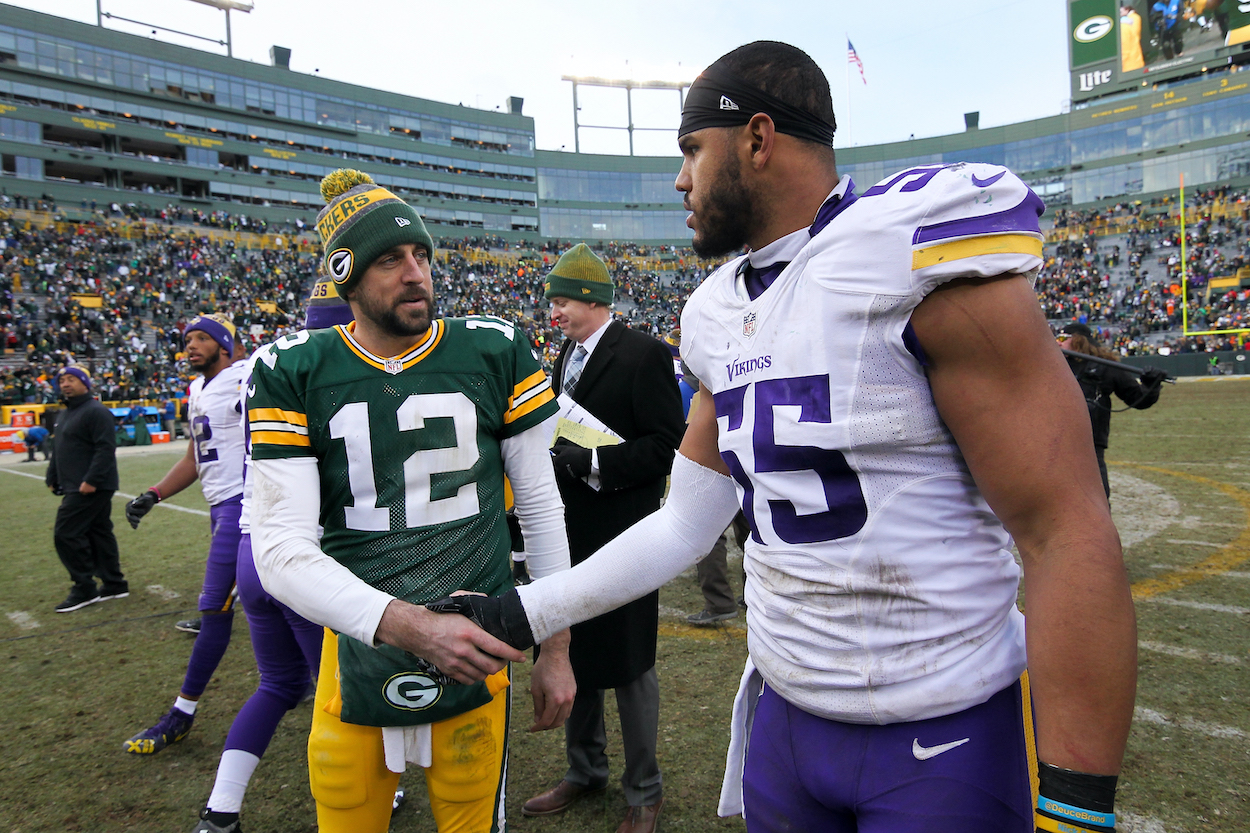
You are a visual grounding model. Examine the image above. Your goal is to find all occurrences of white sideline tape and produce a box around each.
[1139,597,1250,615]
[1135,706,1247,740]
[5,611,40,630]
[0,467,210,517]
[1139,640,1243,665]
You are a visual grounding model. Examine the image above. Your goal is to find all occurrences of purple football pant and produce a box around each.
[180,495,243,700]
[222,533,322,757]
[743,678,1035,833]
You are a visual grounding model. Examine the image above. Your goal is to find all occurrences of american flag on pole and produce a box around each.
[847,38,866,85]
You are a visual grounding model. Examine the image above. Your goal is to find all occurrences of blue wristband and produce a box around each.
[1038,796,1115,829]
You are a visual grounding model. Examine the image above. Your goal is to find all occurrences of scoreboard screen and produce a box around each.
[1069,0,1250,102]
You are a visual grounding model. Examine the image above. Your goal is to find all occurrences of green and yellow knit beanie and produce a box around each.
[542,243,614,306]
[315,169,434,292]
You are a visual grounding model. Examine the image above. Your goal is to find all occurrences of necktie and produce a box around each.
[563,344,587,396]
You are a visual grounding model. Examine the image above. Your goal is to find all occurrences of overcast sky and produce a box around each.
[5,0,1072,157]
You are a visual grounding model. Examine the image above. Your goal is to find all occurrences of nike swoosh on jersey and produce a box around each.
[247,385,256,398]
[912,737,970,760]
[970,171,1005,188]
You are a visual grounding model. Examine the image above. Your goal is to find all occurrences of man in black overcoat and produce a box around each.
[521,244,685,833]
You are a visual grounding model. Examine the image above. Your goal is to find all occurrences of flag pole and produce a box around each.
[1180,172,1188,334]
[846,34,853,147]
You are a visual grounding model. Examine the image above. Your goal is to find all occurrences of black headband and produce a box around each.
[678,65,837,146]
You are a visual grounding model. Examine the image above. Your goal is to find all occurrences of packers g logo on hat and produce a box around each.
[328,248,354,285]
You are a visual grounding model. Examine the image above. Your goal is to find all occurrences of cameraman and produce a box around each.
[1059,323,1166,498]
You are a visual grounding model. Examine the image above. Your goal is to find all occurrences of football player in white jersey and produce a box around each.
[430,42,1134,833]
[122,313,250,756]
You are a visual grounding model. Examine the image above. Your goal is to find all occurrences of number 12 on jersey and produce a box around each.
[713,374,867,546]
[328,392,481,532]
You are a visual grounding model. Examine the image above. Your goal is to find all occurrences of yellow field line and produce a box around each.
[1114,464,1250,600]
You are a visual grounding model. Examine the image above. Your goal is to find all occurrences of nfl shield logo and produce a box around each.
[384,359,404,375]
[743,311,757,337]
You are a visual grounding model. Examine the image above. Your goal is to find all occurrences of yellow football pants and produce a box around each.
[308,630,511,833]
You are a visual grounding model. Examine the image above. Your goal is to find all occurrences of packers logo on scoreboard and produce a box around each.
[327,248,354,285]
[1074,15,1113,42]
[383,673,442,711]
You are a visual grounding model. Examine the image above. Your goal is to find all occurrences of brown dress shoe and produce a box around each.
[521,779,606,817]
[616,798,663,833]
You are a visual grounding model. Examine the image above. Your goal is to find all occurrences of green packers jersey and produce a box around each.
[248,316,556,726]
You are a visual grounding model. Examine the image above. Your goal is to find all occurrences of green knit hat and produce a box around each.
[315,169,435,292]
[543,243,614,305]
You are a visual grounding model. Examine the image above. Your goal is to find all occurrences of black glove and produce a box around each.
[551,438,592,480]
[125,489,160,529]
[1036,761,1117,832]
[505,511,525,552]
[51,484,64,496]
[424,589,535,651]
[1140,366,1168,387]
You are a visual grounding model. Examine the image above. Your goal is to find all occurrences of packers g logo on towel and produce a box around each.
[383,673,442,711]
[327,248,354,285]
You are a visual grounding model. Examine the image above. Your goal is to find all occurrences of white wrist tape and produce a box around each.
[517,452,740,643]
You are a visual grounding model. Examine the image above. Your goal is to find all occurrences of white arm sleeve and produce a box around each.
[251,456,394,645]
[516,452,739,643]
[500,416,570,580]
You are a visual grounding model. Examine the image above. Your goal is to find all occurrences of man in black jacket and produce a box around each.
[45,366,127,612]
[521,244,685,833]
[1060,323,1166,498]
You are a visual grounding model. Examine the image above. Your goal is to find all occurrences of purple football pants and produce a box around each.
[743,678,1035,833]
[179,496,242,700]
[221,533,322,756]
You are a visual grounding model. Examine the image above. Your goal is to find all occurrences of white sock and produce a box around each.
[206,749,261,813]
[512,551,527,563]
[174,696,199,715]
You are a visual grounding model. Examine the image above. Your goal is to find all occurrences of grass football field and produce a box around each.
[0,376,1246,832]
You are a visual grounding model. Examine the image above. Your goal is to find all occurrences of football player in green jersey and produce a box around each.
[248,169,574,833]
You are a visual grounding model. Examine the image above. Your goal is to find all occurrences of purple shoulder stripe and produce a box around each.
[912,187,1044,246]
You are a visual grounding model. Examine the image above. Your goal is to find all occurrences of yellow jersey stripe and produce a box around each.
[248,407,307,427]
[505,386,555,423]
[335,321,443,371]
[911,233,1042,270]
[512,368,548,398]
[252,430,312,448]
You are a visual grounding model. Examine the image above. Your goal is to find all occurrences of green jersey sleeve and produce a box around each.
[247,332,316,460]
[498,320,557,439]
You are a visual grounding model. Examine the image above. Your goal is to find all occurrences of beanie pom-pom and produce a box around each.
[320,169,374,204]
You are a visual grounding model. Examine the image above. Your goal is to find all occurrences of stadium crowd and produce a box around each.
[4,180,1249,407]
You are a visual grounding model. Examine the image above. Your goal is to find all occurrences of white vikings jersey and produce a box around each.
[237,345,274,533]
[188,359,247,507]
[681,163,1044,725]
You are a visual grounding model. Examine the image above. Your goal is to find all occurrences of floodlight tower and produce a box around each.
[562,73,692,156]
[97,0,254,58]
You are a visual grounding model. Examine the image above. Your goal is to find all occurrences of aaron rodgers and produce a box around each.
[248,170,574,833]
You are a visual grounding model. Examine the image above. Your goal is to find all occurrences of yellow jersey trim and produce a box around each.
[335,320,443,372]
[911,233,1043,270]
[1021,670,1040,812]
[252,431,312,448]
[248,407,307,427]
[505,386,555,424]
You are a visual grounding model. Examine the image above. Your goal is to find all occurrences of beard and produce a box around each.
[690,153,754,258]
[187,343,222,372]
[353,284,437,339]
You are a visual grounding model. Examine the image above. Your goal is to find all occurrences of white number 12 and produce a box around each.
[327,393,480,532]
